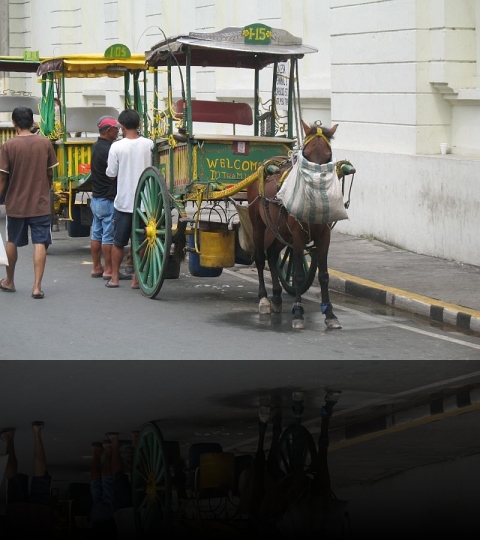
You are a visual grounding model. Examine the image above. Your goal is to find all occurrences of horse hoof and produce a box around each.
[271,303,282,314]
[259,298,271,315]
[292,319,305,330]
[259,406,271,423]
[325,318,342,329]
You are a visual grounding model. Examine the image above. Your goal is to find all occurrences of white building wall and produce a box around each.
[3,0,480,265]
[330,0,480,266]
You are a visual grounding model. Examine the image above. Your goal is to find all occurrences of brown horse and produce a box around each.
[234,391,348,539]
[247,120,347,330]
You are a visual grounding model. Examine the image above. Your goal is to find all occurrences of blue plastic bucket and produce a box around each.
[188,233,223,277]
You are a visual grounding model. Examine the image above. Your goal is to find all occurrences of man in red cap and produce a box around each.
[89,115,131,281]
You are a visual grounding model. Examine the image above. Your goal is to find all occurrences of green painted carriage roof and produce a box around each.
[0,56,43,73]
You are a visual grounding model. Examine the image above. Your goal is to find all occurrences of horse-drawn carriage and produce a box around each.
[131,23,356,329]
[34,45,148,235]
[0,49,148,234]
[131,390,349,539]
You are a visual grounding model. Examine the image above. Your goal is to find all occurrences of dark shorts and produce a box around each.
[112,209,132,247]
[90,476,114,523]
[6,215,52,247]
[7,472,52,506]
[113,472,132,510]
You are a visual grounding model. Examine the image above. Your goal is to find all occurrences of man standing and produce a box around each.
[105,109,153,289]
[89,115,125,280]
[0,422,54,539]
[0,106,58,299]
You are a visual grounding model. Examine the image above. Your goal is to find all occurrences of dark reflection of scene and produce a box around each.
[1,383,479,539]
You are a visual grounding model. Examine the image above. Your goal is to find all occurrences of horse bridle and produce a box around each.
[302,126,333,162]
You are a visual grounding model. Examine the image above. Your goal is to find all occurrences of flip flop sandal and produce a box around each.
[0,279,15,292]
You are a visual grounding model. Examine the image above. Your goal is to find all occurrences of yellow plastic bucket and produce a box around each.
[199,452,236,491]
[199,225,235,268]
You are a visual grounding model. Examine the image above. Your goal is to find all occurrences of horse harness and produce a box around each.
[255,128,354,248]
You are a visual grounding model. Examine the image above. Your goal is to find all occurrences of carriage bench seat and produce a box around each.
[174,99,253,125]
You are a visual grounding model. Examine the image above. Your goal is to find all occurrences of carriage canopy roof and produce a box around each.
[36,53,147,78]
[0,55,43,73]
[146,24,318,69]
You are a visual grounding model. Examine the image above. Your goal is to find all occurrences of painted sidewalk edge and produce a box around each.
[329,270,480,333]
[329,385,480,447]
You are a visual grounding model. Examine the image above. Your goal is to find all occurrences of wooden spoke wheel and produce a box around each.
[277,424,319,475]
[277,246,318,296]
[132,166,172,299]
[132,421,173,540]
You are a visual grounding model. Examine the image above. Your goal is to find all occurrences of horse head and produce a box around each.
[301,119,338,166]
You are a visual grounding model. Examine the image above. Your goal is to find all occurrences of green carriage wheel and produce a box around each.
[277,424,319,475]
[277,246,318,296]
[132,166,172,299]
[132,421,173,540]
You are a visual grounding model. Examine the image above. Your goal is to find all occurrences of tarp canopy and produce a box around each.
[36,54,147,78]
[146,26,318,69]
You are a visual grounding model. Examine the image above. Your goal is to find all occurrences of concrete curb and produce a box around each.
[329,385,480,447]
[329,269,480,334]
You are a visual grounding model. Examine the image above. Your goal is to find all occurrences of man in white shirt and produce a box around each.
[105,109,153,289]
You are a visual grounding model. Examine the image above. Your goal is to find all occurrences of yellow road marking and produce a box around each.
[330,400,480,451]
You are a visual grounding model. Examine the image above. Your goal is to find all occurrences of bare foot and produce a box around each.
[105,432,120,443]
[92,442,104,455]
[0,428,15,443]
[102,441,113,460]
[31,421,44,435]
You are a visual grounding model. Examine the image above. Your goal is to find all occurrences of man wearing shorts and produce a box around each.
[89,432,132,537]
[0,106,58,299]
[105,108,153,289]
[89,115,122,280]
[0,422,53,539]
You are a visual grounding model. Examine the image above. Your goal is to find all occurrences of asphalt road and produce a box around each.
[1,214,480,361]
[1,216,480,537]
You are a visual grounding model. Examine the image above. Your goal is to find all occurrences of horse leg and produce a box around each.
[247,192,275,315]
[266,405,284,481]
[312,390,342,497]
[255,248,272,315]
[317,226,342,329]
[291,244,307,330]
[235,406,270,521]
[266,241,283,314]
